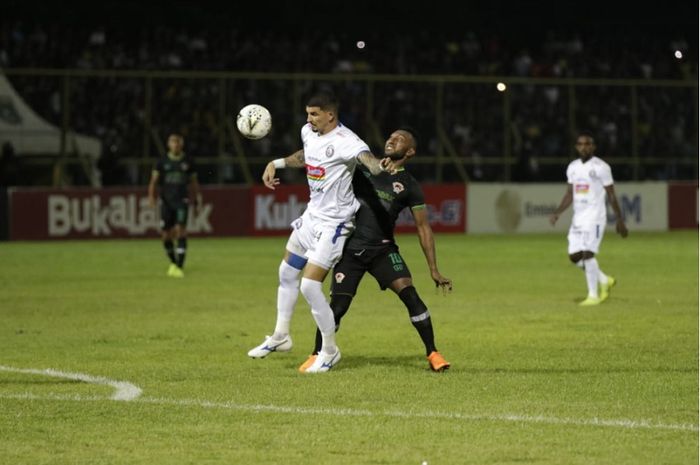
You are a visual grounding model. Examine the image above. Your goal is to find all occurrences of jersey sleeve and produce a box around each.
[566,163,574,184]
[343,135,370,162]
[408,180,427,210]
[599,162,614,186]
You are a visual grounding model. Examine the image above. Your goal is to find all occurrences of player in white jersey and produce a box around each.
[247,90,396,372]
[549,131,628,306]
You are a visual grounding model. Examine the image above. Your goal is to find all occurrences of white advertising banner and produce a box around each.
[468,182,668,233]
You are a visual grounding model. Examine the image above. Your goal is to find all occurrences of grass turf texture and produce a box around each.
[0,231,697,464]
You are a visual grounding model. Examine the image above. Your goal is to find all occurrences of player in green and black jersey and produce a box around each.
[148,133,202,278]
[299,128,453,372]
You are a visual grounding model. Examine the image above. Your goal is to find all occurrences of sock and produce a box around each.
[597,267,609,285]
[163,239,176,264]
[399,286,436,356]
[300,277,337,355]
[583,258,600,298]
[272,260,302,339]
[313,294,352,355]
[176,238,187,268]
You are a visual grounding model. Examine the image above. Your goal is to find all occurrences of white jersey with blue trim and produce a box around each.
[566,156,614,226]
[301,122,370,223]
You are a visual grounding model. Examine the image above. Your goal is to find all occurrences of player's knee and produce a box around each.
[390,277,413,294]
[398,286,427,316]
[299,277,322,301]
[330,294,352,324]
[279,260,301,287]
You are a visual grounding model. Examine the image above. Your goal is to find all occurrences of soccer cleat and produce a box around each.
[298,354,318,373]
[427,351,451,372]
[169,265,184,278]
[599,276,616,302]
[304,349,341,373]
[247,335,293,358]
[579,296,602,306]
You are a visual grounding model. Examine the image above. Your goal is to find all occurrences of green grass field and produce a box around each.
[0,231,697,464]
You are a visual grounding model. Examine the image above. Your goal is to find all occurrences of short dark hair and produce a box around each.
[307,90,339,113]
[397,126,419,150]
[576,130,595,141]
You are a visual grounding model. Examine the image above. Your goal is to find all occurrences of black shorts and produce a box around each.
[331,244,412,296]
[160,199,189,230]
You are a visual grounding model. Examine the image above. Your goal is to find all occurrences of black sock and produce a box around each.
[313,294,353,355]
[163,239,176,264]
[176,237,187,268]
[399,286,436,356]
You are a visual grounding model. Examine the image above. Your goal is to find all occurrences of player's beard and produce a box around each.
[385,151,406,161]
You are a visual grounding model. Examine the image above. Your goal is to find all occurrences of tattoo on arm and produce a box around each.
[357,151,383,175]
[284,150,305,168]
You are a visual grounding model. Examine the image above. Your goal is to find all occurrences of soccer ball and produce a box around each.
[236,104,272,140]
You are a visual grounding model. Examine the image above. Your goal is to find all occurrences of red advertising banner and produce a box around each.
[248,184,467,236]
[9,186,249,240]
[249,185,309,236]
[395,184,467,233]
[668,182,698,229]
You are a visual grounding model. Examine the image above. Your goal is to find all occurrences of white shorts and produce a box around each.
[285,210,355,270]
[567,222,605,255]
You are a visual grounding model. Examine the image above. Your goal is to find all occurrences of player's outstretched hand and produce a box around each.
[432,271,453,295]
[262,162,280,190]
[379,157,398,175]
[616,220,629,238]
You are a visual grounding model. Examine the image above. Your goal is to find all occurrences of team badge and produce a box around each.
[392,182,405,194]
[181,163,189,171]
[589,169,597,178]
[335,272,346,283]
[326,145,335,157]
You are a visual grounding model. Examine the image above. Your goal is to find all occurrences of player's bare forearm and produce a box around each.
[284,149,305,168]
[147,172,159,207]
[605,185,629,237]
[550,186,573,225]
[414,207,452,292]
[190,177,203,209]
[358,151,396,175]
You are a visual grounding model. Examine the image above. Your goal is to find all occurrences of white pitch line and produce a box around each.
[0,391,696,433]
[0,365,142,401]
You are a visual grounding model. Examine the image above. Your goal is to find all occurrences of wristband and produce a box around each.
[272,159,286,169]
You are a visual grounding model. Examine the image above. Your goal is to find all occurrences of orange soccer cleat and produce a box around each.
[427,351,451,372]
[298,354,318,373]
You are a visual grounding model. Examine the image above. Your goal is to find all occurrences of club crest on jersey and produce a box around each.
[335,272,346,283]
[589,169,597,178]
[392,182,405,194]
[306,164,326,181]
[181,163,189,171]
[326,145,335,157]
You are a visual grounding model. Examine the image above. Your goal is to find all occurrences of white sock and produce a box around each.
[597,266,608,285]
[299,277,337,355]
[583,258,600,298]
[273,261,301,339]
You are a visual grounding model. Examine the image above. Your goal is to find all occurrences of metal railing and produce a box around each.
[2,68,698,185]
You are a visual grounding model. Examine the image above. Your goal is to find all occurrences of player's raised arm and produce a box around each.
[262,149,305,190]
[357,151,397,175]
[411,205,453,294]
[549,184,573,226]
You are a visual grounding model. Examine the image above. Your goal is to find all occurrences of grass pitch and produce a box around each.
[0,231,697,464]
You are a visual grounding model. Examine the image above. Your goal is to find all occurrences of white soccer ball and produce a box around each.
[236,104,272,140]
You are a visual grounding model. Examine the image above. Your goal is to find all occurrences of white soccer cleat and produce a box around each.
[304,349,341,373]
[247,335,293,358]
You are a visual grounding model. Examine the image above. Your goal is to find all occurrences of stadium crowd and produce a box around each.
[0,18,696,185]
